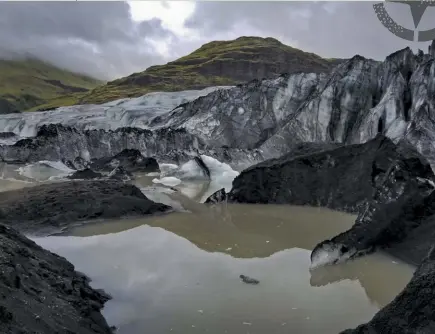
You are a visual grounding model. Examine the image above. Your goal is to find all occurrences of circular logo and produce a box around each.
[373,0,435,41]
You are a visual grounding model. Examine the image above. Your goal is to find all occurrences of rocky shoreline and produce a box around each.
[0,223,114,334]
[0,179,173,334]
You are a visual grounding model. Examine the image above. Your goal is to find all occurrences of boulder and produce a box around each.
[229,135,416,212]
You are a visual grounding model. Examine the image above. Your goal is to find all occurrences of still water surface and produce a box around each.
[34,204,415,334]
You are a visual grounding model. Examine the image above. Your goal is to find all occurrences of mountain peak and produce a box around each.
[79,36,343,105]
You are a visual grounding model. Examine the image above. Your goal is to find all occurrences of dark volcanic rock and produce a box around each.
[310,139,435,266]
[0,224,112,334]
[90,149,160,173]
[239,274,259,285]
[0,180,171,235]
[68,168,103,180]
[229,135,404,211]
[209,135,435,266]
[340,246,435,334]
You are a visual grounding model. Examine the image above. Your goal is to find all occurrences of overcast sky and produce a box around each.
[0,1,433,81]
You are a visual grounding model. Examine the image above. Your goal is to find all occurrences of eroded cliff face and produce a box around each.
[150,45,435,166]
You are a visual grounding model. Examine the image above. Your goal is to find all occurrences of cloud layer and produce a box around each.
[0,1,433,80]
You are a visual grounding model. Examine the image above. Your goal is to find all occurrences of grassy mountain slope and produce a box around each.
[79,36,344,105]
[0,57,102,112]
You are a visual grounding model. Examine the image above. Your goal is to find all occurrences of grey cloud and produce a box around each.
[187,1,434,60]
[1,1,434,82]
[0,2,174,80]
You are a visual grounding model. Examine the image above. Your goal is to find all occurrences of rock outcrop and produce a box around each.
[0,180,171,235]
[0,224,112,334]
[206,135,435,266]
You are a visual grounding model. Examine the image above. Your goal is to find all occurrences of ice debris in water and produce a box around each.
[152,177,181,187]
[17,160,75,181]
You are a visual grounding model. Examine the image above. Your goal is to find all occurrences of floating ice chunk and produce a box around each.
[17,160,74,181]
[178,159,209,180]
[198,155,239,201]
[152,177,181,187]
[159,163,178,174]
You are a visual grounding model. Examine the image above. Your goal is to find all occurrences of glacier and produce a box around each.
[0,42,434,171]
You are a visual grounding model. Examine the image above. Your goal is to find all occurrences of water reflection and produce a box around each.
[309,253,414,308]
[34,204,415,334]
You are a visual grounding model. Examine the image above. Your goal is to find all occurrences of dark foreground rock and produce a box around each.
[340,246,435,334]
[0,224,112,334]
[0,180,171,235]
[207,135,435,266]
[310,140,435,267]
[228,136,393,210]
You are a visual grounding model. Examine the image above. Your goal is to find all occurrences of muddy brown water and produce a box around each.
[33,203,415,334]
[0,164,415,333]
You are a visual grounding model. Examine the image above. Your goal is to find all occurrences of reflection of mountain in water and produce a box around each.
[36,217,414,334]
[65,203,356,258]
[309,253,415,308]
[63,201,415,312]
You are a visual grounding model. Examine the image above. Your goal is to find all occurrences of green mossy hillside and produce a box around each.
[79,36,343,105]
[0,57,102,112]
